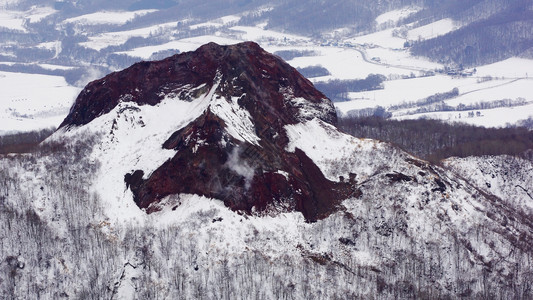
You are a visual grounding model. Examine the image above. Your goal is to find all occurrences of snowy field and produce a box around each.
[116,25,310,59]
[0,6,56,32]
[476,57,533,78]
[0,71,80,134]
[189,15,241,30]
[348,18,460,49]
[0,10,27,31]
[328,10,533,127]
[116,35,242,59]
[62,9,157,26]
[80,21,182,50]
[364,47,441,70]
[348,28,406,49]
[335,76,532,111]
[375,7,421,25]
[335,60,533,128]
[0,61,76,70]
[287,47,417,80]
[394,102,533,128]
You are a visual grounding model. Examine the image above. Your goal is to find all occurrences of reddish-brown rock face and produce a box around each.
[62,42,358,221]
[60,42,335,128]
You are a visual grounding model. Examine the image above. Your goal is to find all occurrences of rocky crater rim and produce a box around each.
[59,41,334,129]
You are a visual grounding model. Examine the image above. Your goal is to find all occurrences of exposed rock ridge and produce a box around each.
[60,41,335,128]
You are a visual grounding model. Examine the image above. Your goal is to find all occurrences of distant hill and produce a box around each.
[411,1,533,67]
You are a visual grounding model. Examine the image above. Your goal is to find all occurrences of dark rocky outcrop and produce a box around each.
[62,42,356,221]
[60,41,335,128]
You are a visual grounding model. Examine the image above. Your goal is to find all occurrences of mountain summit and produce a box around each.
[60,42,336,128]
[60,42,353,221]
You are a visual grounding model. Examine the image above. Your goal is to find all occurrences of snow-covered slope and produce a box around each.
[444,155,533,214]
[407,18,460,40]
[54,92,216,222]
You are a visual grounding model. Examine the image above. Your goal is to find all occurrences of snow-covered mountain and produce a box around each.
[57,41,345,222]
[1,42,532,299]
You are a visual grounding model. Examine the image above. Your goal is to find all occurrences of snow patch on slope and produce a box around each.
[210,94,260,145]
[52,83,220,223]
[376,7,421,25]
[51,75,269,223]
[290,97,336,122]
[407,18,460,40]
[149,193,311,259]
[285,118,399,182]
